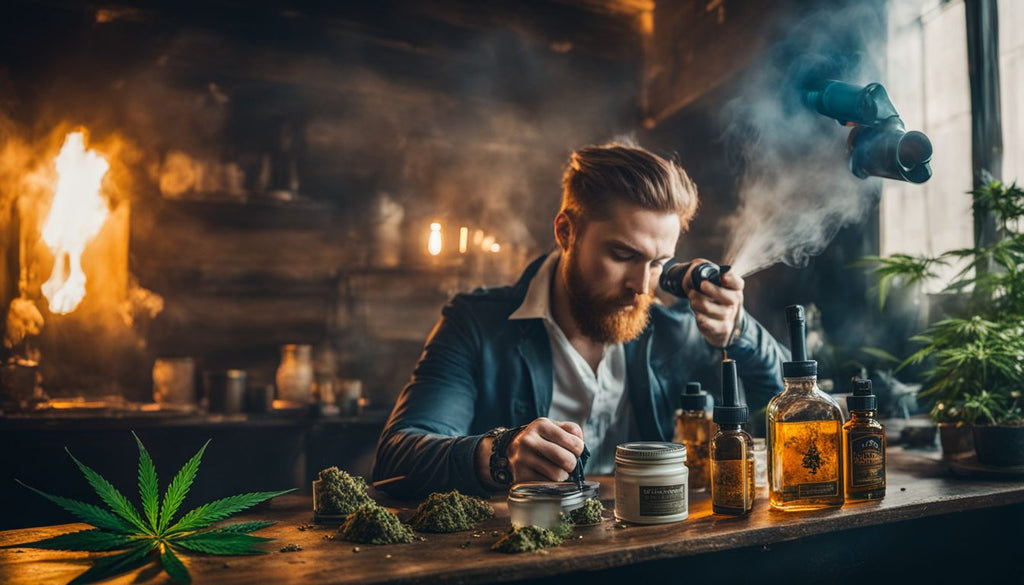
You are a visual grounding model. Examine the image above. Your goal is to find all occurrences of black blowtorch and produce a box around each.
[659,260,731,298]
[660,260,737,354]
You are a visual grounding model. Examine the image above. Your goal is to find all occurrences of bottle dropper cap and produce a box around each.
[714,359,748,424]
[847,378,877,411]
[783,304,817,378]
[679,381,709,411]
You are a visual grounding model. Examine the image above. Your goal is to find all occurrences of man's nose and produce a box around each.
[626,265,651,295]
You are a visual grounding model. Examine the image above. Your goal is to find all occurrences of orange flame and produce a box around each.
[40,131,110,314]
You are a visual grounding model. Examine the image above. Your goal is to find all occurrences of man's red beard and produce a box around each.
[562,247,653,344]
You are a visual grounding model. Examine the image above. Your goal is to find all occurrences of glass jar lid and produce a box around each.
[509,482,585,506]
[615,441,687,463]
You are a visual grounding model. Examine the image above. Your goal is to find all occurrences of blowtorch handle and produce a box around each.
[659,260,732,298]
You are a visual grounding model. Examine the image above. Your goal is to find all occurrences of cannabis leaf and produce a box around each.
[6,431,295,584]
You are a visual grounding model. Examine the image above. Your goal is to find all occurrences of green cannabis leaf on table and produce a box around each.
[6,432,295,584]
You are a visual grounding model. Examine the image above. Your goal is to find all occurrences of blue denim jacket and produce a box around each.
[372,254,789,498]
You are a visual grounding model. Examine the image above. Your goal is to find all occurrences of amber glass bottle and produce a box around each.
[766,305,844,511]
[711,359,755,515]
[674,382,711,491]
[843,378,886,500]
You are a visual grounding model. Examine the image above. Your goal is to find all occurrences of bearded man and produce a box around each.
[372,143,788,498]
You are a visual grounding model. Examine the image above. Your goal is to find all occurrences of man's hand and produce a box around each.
[684,258,744,348]
[476,417,584,490]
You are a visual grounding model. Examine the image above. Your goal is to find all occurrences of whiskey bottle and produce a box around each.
[843,378,886,500]
[674,382,711,491]
[711,359,755,515]
[766,305,844,511]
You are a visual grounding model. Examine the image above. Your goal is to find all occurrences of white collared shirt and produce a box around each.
[509,250,635,474]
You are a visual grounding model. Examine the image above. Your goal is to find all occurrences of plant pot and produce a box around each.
[938,422,974,460]
[972,425,1024,467]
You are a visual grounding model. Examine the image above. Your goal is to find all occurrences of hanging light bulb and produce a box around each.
[428,222,442,256]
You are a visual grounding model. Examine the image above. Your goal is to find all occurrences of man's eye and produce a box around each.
[611,250,634,261]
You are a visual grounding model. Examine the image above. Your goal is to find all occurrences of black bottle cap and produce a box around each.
[714,359,748,424]
[785,304,808,362]
[679,382,708,411]
[847,378,877,411]
[783,360,818,378]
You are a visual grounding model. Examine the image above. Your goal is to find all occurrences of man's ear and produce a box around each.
[554,212,572,251]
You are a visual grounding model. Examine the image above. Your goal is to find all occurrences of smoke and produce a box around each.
[722,1,887,277]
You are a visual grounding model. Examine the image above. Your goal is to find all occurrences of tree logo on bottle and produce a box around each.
[802,441,822,475]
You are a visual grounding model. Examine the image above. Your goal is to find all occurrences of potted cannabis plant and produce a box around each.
[860,180,1024,466]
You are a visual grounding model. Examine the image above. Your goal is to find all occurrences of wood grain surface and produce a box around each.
[2,446,1022,585]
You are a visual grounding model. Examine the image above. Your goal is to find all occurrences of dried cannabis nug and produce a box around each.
[315,467,374,515]
[568,498,604,525]
[491,522,572,554]
[408,490,494,533]
[337,503,414,545]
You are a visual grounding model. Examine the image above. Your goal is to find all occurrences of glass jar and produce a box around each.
[508,482,586,530]
[614,442,689,524]
[276,344,313,404]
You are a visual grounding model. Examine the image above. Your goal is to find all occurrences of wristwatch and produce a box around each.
[486,425,525,486]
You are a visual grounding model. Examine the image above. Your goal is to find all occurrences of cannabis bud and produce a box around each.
[315,466,373,515]
[491,522,572,554]
[337,503,414,545]
[409,490,494,533]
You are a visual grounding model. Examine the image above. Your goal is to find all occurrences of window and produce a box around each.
[881,0,973,292]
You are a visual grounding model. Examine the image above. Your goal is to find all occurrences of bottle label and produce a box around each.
[777,420,840,502]
[850,434,886,488]
[639,484,687,516]
[712,459,755,511]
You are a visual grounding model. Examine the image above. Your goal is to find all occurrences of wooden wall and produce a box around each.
[0,1,644,406]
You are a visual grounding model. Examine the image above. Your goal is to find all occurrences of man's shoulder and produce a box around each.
[446,284,526,322]
[443,254,548,324]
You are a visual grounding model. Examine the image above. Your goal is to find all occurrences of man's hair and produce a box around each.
[560,142,699,231]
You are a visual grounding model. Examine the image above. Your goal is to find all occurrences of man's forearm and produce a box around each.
[373,427,490,498]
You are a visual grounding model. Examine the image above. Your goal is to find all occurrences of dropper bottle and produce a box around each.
[843,378,886,501]
[765,305,845,511]
[674,382,711,492]
[711,359,755,515]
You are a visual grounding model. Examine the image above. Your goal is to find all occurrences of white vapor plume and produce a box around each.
[722,1,887,277]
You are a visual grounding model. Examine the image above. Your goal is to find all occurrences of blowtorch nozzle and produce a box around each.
[659,260,732,298]
[802,79,932,184]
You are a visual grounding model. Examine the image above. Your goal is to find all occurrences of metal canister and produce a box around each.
[614,442,689,524]
[507,482,594,530]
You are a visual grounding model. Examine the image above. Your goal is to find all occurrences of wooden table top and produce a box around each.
[2,446,1022,585]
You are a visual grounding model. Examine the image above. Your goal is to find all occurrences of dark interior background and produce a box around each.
[0,0,924,529]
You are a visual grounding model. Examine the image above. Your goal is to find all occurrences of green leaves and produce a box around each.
[210,520,278,534]
[13,481,137,534]
[161,546,191,585]
[854,253,945,311]
[857,179,1024,424]
[167,490,294,535]
[15,433,293,585]
[6,529,140,552]
[64,449,150,535]
[171,531,273,555]
[67,542,156,585]
[159,439,209,533]
[133,431,159,532]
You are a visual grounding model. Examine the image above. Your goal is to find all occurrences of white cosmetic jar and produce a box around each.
[614,442,689,524]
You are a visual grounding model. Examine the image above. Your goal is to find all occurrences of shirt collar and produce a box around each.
[508,249,561,322]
